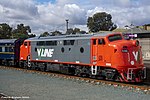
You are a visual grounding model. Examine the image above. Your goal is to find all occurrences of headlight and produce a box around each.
[133,40,139,46]
[135,40,139,46]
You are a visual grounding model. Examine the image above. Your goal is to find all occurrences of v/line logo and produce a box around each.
[37,48,54,57]
[132,51,138,61]
[132,51,141,62]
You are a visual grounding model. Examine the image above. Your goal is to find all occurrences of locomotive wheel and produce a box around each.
[105,73,114,80]
[43,65,47,72]
[40,64,47,72]
[75,66,90,77]
[114,74,124,82]
[103,69,118,81]
[75,66,82,76]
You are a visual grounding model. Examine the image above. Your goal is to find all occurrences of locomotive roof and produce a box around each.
[27,32,121,41]
[0,39,17,43]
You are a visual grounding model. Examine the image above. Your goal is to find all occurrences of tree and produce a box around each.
[51,30,62,36]
[66,28,74,35]
[0,23,33,39]
[40,32,50,37]
[12,23,32,39]
[0,23,12,39]
[87,12,117,32]
[73,28,80,34]
[40,31,62,37]
[65,28,86,35]
[12,24,31,35]
[28,34,36,38]
[13,33,29,39]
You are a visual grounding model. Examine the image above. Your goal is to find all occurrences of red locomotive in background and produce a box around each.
[0,32,146,82]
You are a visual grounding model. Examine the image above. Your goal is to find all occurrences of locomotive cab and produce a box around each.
[20,40,31,68]
[91,33,123,68]
[106,34,146,82]
[91,33,146,82]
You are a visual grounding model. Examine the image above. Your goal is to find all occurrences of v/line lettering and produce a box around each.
[37,48,54,57]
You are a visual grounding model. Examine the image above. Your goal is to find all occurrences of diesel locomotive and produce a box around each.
[18,32,146,82]
[0,32,146,82]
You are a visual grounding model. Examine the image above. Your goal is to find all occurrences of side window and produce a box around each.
[45,41,57,46]
[37,41,45,46]
[5,47,8,52]
[0,47,2,52]
[70,40,75,45]
[29,42,31,46]
[98,38,105,45]
[24,42,27,46]
[9,47,14,52]
[93,39,97,45]
[64,40,75,45]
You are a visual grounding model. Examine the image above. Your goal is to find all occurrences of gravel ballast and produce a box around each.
[0,68,150,100]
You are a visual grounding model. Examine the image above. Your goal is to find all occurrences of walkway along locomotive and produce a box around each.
[18,32,146,82]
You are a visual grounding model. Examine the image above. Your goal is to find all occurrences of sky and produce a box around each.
[0,0,150,36]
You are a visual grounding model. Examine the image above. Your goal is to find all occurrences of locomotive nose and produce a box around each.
[112,39,142,66]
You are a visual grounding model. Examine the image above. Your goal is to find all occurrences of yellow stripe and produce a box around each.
[0,52,14,54]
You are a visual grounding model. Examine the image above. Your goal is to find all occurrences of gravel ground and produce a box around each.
[0,68,150,100]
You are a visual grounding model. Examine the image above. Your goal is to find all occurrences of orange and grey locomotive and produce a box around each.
[19,32,146,82]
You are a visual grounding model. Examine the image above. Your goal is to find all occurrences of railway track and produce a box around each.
[0,65,150,94]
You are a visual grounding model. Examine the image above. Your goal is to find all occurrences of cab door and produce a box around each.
[91,38,98,65]
[97,38,105,65]
[91,38,105,66]
[20,41,31,61]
